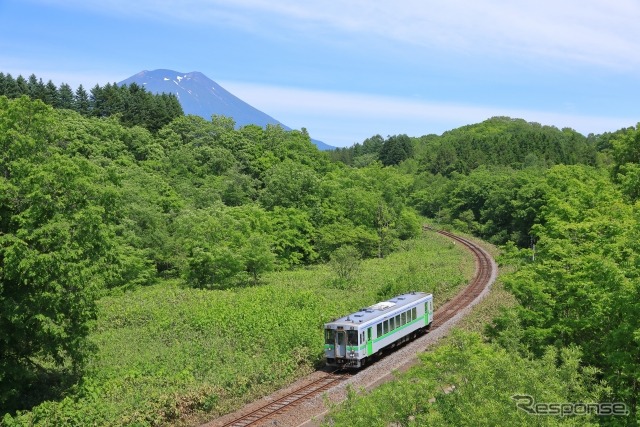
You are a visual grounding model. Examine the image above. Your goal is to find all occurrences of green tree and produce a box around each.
[492,165,640,418]
[27,74,46,101]
[184,245,243,289]
[375,201,395,257]
[380,134,413,166]
[269,207,316,267]
[174,206,277,288]
[316,221,379,259]
[15,75,28,97]
[57,83,74,110]
[242,234,275,285]
[43,80,60,107]
[0,98,119,409]
[1,74,21,98]
[329,245,361,284]
[611,123,640,201]
[73,84,90,115]
[259,160,320,210]
[326,331,603,427]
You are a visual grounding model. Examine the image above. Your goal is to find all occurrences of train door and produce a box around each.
[335,330,347,358]
[366,327,373,356]
[424,302,429,325]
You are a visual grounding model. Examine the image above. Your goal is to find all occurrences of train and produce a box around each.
[324,291,433,368]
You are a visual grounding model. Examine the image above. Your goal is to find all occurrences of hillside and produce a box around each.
[1,93,639,424]
[325,120,640,424]
[330,116,597,171]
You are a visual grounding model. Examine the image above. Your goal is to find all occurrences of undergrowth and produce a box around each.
[3,231,473,426]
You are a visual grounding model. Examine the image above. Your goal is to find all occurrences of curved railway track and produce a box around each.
[212,228,496,427]
[429,228,495,328]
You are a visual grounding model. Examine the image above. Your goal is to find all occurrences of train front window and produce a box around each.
[347,330,358,346]
[325,329,335,344]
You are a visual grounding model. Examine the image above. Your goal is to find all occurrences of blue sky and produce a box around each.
[1,0,639,147]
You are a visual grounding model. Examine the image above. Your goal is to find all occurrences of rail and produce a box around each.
[219,371,350,427]
[428,228,495,327]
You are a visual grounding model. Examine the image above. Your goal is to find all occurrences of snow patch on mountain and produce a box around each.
[119,69,335,150]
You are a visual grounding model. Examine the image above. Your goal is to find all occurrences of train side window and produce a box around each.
[390,317,395,330]
[395,315,400,327]
[412,307,417,319]
[377,323,382,337]
[407,309,412,322]
[401,312,406,325]
[383,320,389,334]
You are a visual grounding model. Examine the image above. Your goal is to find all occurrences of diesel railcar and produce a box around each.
[324,292,433,368]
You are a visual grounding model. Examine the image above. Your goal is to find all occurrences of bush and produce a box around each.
[329,245,361,287]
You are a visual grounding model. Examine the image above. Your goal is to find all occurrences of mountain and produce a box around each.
[119,69,334,150]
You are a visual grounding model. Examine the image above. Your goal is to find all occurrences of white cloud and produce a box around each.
[30,0,640,68]
[220,81,637,146]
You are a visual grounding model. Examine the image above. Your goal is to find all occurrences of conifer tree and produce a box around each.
[44,80,60,107]
[58,83,75,110]
[74,84,90,115]
[15,75,28,97]
[2,74,20,98]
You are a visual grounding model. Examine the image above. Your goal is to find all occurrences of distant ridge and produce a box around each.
[119,69,334,150]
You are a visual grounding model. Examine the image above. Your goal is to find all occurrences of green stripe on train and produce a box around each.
[326,313,431,352]
[372,315,426,343]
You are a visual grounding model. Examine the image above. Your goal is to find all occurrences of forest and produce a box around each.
[327,120,640,425]
[0,72,183,133]
[1,73,639,425]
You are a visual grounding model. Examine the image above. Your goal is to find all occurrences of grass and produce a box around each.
[323,328,600,427]
[4,230,474,426]
[454,266,517,335]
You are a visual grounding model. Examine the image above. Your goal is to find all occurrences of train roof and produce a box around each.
[325,292,432,328]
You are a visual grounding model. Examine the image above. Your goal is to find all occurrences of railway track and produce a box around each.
[428,228,495,328]
[219,371,350,427]
[212,227,495,427]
